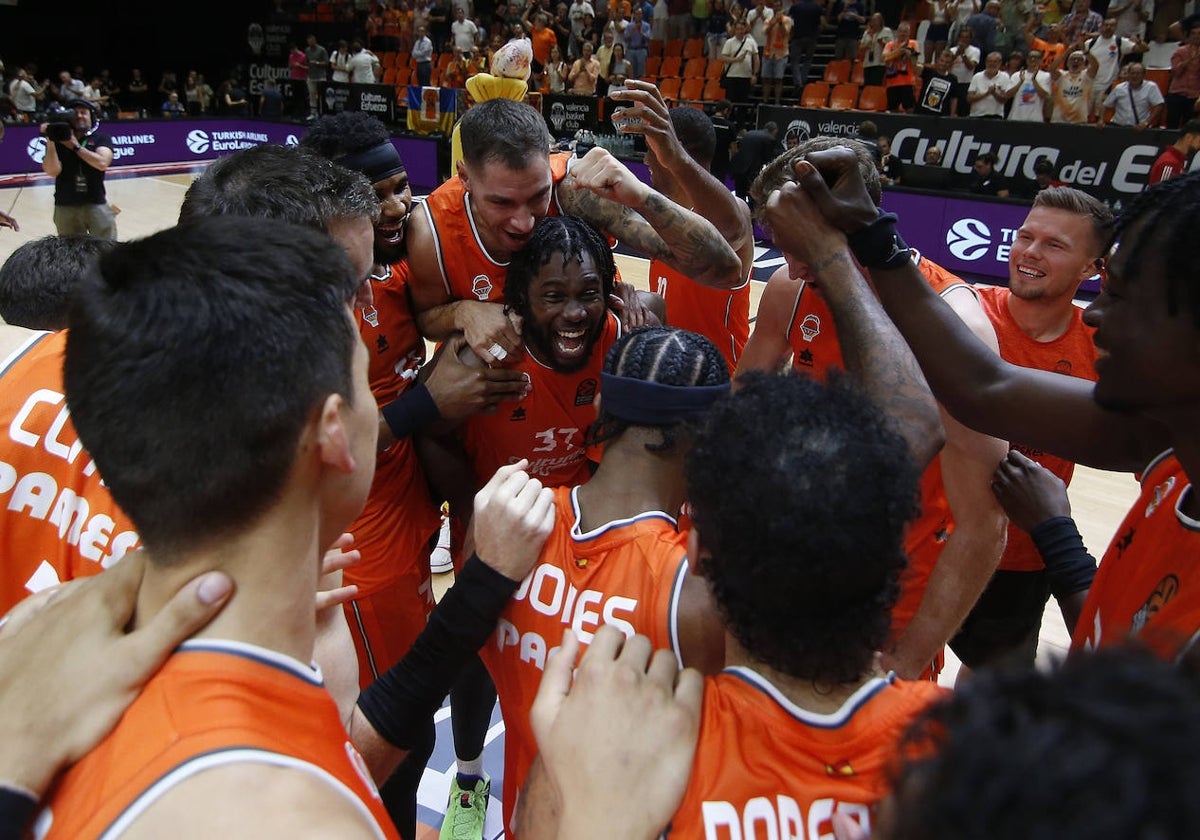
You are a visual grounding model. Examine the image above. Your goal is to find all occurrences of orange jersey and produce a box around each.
[458,312,621,487]
[0,330,139,615]
[1073,451,1200,659]
[40,640,399,839]
[419,152,573,303]
[344,261,442,684]
[978,285,1098,572]
[651,257,751,375]
[479,484,690,834]
[785,256,962,642]
[666,669,946,838]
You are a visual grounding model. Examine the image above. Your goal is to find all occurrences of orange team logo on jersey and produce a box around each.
[1132,574,1180,634]
[472,274,493,300]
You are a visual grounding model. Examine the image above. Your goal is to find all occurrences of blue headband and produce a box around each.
[336,141,406,184]
[600,372,729,425]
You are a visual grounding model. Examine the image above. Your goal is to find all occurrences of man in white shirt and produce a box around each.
[968,50,1010,116]
[1102,61,1164,126]
[948,24,980,112]
[452,6,480,52]
[1108,0,1153,39]
[746,0,775,51]
[569,0,596,57]
[1005,48,1052,119]
[1086,16,1149,114]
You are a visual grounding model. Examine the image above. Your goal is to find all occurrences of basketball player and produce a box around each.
[0,234,114,330]
[739,137,1010,681]
[788,150,1200,659]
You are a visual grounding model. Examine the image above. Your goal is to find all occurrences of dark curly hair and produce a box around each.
[297,109,391,159]
[888,644,1200,839]
[503,215,616,318]
[686,370,919,683]
[586,326,730,453]
[1107,169,1200,329]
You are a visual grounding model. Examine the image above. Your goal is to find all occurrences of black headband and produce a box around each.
[600,372,729,425]
[336,141,406,184]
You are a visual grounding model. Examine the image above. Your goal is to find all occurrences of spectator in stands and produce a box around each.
[543,43,570,90]
[161,91,187,118]
[884,21,922,111]
[1148,118,1200,183]
[625,6,652,77]
[964,150,1011,196]
[1102,61,1164,126]
[789,0,827,90]
[1167,24,1200,128]
[925,144,944,163]
[1086,17,1150,117]
[413,25,435,85]
[860,12,895,85]
[949,0,980,43]
[1050,46,1099,122]
[569,0,596,57]
[856,117,882,160]
[967,0,1003,54]
[705,0,732,56]
[1061,0,1104,43]
[720,18,760,102]
[9,67,46,122]
[597,28,618,95]
[919,48,959,113]
[330,39,352,83]
[304,34,329,119]
[348,38,383,83]
[1005,48,1052,120]
[762,2,793,103]
[968,50,1010,116]
[878,134,904,184]
[1027,19,1069,68]
[831,0,867,60]
[451,5,478,52]
[568,39,603,91]
[949,25,981,112]
[926,0,953,61]
[746,0,776,55]
[429,0,452,52]
[258,77,284,118]
[1109,0,1152,38]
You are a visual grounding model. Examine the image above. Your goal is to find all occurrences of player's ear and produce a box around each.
[456,159,470,190]
[686,526,710,566]
[315,393,357,474]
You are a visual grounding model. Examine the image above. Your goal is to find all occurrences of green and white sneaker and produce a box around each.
[439,773,490,840]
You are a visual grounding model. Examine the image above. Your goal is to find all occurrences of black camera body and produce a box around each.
[45,112,74,143]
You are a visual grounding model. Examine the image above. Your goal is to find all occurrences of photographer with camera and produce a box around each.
[883,21,923,112]
[39,98,116,240]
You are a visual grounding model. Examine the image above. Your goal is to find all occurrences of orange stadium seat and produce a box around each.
[436,53,453,70]
[823,59,851,84]
[683,38,706,59]
[706,58,724,79]
[664,38,685,57]
[645,56,662,76]
[659,56,683,77]
[850,60,865,85]
[659,77,682,99]
[683,57,707,78]
[800,81,831,107]
[680,77,706,100]
[381,51,398,69]
[382,67,399,85]
[828,82,860,110]
[702,78,726,100]
[857,84,887,111]
[649,39,665,57]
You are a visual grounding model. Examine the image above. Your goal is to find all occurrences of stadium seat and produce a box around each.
[436,53,453,70]
[659,77,682,100]
[829,83,860,110]
[381,51,398,69]
[800,81,831,107]
[645,56,662,76]
[659,56,683,77]
[702,78,726,100]
[684,57,707,78]
[706,58,724,79]
[382,67,399,85]
[649,39,665,57]
[664,38,685,57]
[680,77,706,100]
[850,60,865,85]
[683,38,705,59]
[823,59,851,84]
[857,84,887,111]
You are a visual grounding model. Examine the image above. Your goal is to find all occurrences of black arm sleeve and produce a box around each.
[355,554,518,749]
[1030,515,1097,601]
[380,383,441,441]
[0,786,37,840]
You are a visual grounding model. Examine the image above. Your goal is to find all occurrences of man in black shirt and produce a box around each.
[38,98,116,240]
[964,151,1011,197]
[918,49,958,115]
[788,0,827,90]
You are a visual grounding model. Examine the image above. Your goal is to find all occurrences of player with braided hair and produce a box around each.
[787,151,1200,660]
[479,324,728,834]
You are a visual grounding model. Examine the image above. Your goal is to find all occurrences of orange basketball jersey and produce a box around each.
[784,256,964,644]
[650,258,751,374]
[1073,450,1200,659]
[419,152,573,303]
[0,330,139,615]
[977,285,1099,572]
[665,669,946,838]
[40,641,399,839]
[479,484,690,834]
[458,312,621,487]
[344,261,442,685]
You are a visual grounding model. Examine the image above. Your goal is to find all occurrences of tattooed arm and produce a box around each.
[557,147,742,290]
[762,174,945,469]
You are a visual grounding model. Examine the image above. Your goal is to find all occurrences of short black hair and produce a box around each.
[63,217,360,557]
[669,106,716,169]
[298,109,391,159]
[1182,118,1200,136]
[686,371,920,683]
[460,98,552,170]
[0,235,115,330]
[587,326,729,453]
[889,645,1200,839]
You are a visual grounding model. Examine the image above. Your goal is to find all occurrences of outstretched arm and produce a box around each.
[557,146,742,289]
[785,147,1165,473]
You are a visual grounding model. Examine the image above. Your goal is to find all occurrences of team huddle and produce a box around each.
[1,79,1199,840]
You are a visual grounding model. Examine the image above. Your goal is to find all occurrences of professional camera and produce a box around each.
[44,111,75,143]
